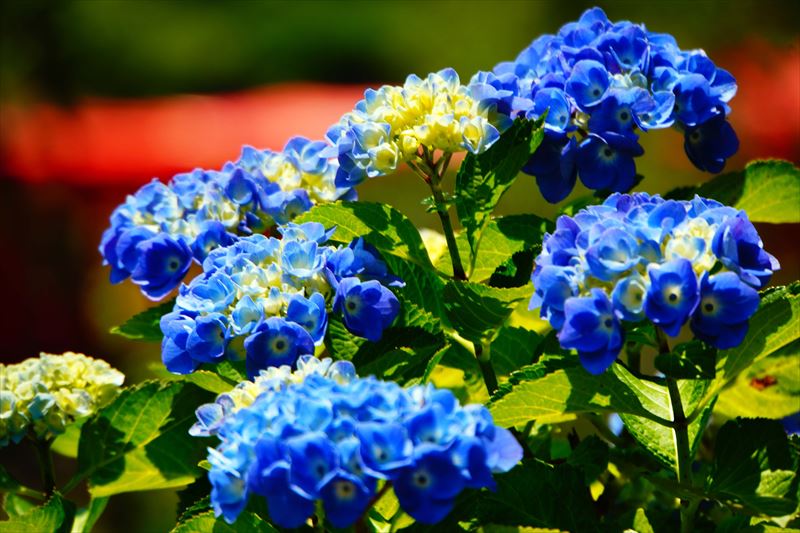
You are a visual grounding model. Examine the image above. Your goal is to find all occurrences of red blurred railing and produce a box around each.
[0,83,367,185]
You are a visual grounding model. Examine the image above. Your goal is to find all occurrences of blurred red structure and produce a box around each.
[1,39,797,187]
[1,83,367,184]
[721,39,800,163]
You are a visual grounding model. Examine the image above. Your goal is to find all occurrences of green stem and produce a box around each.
[10,485,46,501]
[33,439,56,496]
[626,341,641,376]
[658,328,697,533]
[474,341,499,396]
[426,170,467,280]
[586,413,626,448]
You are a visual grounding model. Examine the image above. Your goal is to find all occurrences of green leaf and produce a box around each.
[324,313,365,362]
[2,493,37,518]
[632,508,655,533]
[667,160,800,223]
[351,300,447,384]
[473,459,598,531]
[489,356,672,427]
[326,296,447,385]
[214,361,247,384]
[177,492,211,524]
[488,249,536,289]
[442,281,528,342]
[715,339,800,420]
[694,160,800,223]
[51,419,84,458]
[149,366,238,395]
[654,341,717,379]
[0,494,74,533]
[455,117,545,259]
[171,510,279,533]
[618,378,715,471]
[566,435,610,484]
[709,418,799,516]
[437,214,552,282]
[71,497,109,533]
[383,254,446,319]
[76,380,215,497]
[110,298,175,342]
[295,201,432,268]
[687,283,800,421]
[490,326,542,378]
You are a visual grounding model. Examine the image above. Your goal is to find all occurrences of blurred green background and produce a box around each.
[1,1,798,531]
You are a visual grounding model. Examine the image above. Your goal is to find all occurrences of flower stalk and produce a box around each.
[34,438,56,496]
[657,328,697,533]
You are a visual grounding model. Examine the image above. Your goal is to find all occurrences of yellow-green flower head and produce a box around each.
[189,356,354,437]
[326,68,501,187]
[0,352,124,446]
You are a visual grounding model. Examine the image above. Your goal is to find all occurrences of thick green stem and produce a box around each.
[474,341,499,396]
[626,341,641,376]
[658,328,697,533]
[34,438,56,496]
[427,172,467,280]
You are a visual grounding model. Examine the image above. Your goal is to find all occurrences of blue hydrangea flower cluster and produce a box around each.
[160,222,402,377]
[326,68,501,187]
[193,357,522,527]
[100,137,353,300]
[530,193,779,374]
[0,352,124,446]
[470,7,738,203]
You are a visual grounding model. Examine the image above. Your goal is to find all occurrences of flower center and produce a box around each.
[413,469,431,488]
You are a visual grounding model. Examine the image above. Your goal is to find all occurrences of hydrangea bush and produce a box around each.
[3,8,799,533]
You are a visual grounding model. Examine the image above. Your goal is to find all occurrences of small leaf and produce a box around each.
[171,510,279,533]
[110,298,175,342]
[76,380,215,497]
[709,418,799,516]
[71,497,109,533]
[177,484,211,523]
[214,361,247,384]
[667,159,800,223]
[654,341,717,379]
[51,419,84,458]
[632,508,655,533]
[295,201,432,268]
[0,494,74,533]
[455,117,545,260]
[2,493,37,518]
